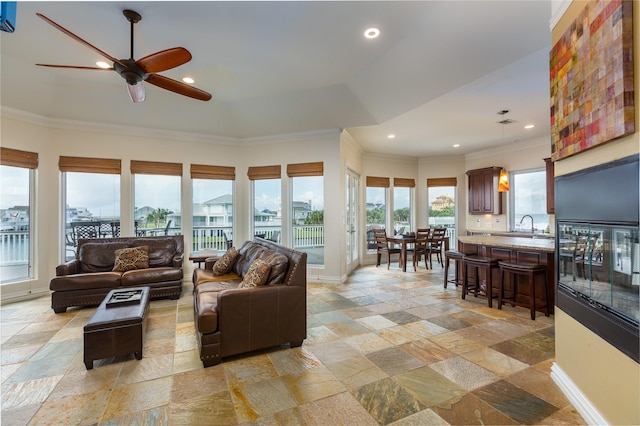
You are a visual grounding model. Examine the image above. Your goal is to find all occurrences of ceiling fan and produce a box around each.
[35,9,212,103]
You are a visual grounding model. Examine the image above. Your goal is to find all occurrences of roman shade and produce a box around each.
[286,162,323,177]
[1,147,38,169]
[394,178,415,188]
[366,176,390,187]
[427,177,457,187]
[191,164,236,180]
[59,156,120,174]
[130,160,182,176]
[248,165,281,180]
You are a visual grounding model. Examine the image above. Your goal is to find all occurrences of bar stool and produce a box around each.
[443,250,474,288]
[498,261,549,320]
[462,255,500,307]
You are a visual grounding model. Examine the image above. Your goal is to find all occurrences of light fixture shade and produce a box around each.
[498,168,509,192]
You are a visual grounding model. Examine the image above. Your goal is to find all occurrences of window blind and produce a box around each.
[1,147,38,169]
[394,178,415,188]
[191,164,236,180]
[59,156,120,174]
[365,176,390,187]
[248,165,281,180]
[286,162,323,177]
[427,177,457,187]
[130,160,182,176]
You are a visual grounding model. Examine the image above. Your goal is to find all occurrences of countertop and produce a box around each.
[458,235,555,252]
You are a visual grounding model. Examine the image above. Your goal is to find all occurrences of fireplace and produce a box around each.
[555,155,639,363]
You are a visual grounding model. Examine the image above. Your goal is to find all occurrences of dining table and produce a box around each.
[386,234,423,272]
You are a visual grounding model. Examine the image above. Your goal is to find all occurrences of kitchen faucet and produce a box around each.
[520,215,535,233]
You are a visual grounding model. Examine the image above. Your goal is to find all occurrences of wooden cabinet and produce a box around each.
[466,167,502,214]
[544,157,554,214]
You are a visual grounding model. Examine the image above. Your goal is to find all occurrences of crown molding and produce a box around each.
[339,129,365,156]
[240,128,340,146]
[2,106,238,145]
[1,107,342,147]
[418,154,465,165]
[465,137,550,161]
[363,151,418,163]
[549,0,572,31]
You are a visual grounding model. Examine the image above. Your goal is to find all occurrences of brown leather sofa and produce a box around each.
[50,235,184,313]
[193,238,307,367]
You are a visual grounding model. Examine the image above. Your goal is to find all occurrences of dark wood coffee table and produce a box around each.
[83,287,150,370]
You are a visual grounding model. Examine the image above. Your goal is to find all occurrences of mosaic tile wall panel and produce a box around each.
[549,0,635,161]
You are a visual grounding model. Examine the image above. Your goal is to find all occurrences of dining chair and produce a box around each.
[373,228,401,269]
[427,227,447,268]
[410,229,431,270]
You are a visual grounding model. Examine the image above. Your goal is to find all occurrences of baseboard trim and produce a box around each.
[550,362,607,425]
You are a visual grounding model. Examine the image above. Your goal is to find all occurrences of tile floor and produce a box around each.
[1,263,586,425]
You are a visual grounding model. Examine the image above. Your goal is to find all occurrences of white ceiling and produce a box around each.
[0,1,552,157]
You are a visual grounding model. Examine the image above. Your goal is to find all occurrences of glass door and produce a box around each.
[346,170,359,273]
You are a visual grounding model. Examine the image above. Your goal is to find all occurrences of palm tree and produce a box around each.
[146,208,173,229]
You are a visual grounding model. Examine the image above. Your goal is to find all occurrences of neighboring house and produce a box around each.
[292,201,312,225]
[188,194,233,227]
[66,206,94,222]
[134,206,155,222]
[0,207,29,231]
[255,208,277,223]
[431,195,454,211]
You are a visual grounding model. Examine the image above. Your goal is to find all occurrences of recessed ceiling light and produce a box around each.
[453,144,460,148]
[182,77,195,84]
[524,124,535,129]
[364,27,380,39]
[96,61,110,69]
[387,134,395,139]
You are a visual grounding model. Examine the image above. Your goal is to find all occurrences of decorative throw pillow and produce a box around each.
[239,258,272,288]
[212,246,239,276]
[112,246,149,272]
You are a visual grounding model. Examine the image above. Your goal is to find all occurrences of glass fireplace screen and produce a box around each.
[558,222,639,326]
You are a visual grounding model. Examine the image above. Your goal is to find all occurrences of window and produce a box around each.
[249,165,281,243]
[393,178,414,234]
[428,177,457,246]
[510,169,549,232]
[60,156,120,261]
[288,162,323,265]
[1,148,37,284]
[191,164,235,252]
[132,160,181,237]
[366,176,389,252]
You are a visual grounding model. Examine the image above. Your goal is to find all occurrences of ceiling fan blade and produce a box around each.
[36,13,127,68]
[136,47,192,73]
[127,81,146,103]
[36,64,113,71]
[146,74,212,101]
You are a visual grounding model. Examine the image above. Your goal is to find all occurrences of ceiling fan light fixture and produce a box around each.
[182,77,195,84]
[127,81,146,103]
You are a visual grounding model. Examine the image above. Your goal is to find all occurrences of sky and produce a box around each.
[0,166,29,210]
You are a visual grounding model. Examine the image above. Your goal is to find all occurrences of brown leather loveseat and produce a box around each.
[50,235,184,313]
[192,238,307,367]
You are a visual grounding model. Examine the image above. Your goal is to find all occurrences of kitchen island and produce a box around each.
[457,235,556,312]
